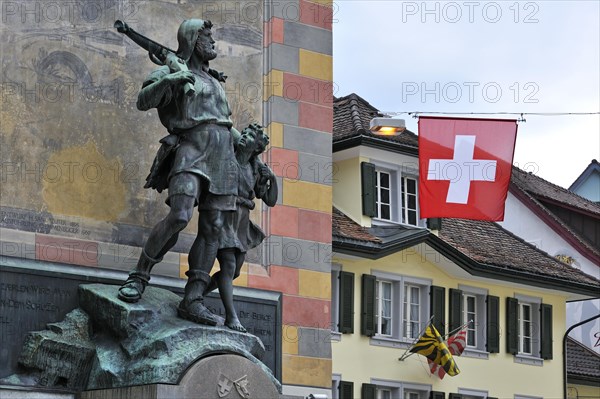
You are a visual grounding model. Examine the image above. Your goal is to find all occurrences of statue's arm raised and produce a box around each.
[136,70,195,111]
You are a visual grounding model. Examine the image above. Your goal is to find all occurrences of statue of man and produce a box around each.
[118,19,240,327]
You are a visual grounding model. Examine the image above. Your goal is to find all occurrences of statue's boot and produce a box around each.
[118,249,162,303]
[178,270,220,326]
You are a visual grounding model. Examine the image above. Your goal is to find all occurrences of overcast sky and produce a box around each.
[333,1,600,188]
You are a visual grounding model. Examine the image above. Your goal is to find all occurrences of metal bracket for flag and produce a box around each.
[517,113,526,123]
[442,319,473,339]
[408,112,420,119]
[398,315,435,362]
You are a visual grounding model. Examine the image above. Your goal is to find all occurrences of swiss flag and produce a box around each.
[418,116,518,221]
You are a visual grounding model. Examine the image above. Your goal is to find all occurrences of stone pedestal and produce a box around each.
[80,354,280,399]
[3,283,280,396]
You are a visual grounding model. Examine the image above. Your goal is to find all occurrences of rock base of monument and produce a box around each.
[2,284,280,397]
[80,354,280,399]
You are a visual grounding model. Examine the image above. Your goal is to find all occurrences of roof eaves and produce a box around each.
[426,234,600,298]
[333,135,419,156]
[333,229,430,260]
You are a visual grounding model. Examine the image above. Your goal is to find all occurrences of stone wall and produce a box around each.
[1,0,334,394]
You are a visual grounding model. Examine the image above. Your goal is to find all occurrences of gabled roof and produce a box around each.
[569,159,600,193]
[333,94,418,154]
[510,167,600,264]
[332,208,600,298]
[512,167,600,217]
[567,336,600,386]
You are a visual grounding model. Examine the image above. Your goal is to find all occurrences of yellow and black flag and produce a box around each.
[409,323,460,377]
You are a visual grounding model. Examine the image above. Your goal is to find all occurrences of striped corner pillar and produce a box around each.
[251,0,334,391]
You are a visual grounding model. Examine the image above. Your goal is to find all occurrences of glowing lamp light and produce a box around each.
[369,117,406,136]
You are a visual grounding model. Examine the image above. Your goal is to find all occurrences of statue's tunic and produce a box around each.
[215,160,266,252]
[144,66,237,207]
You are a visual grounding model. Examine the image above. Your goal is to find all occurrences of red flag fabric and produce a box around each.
[418,116,518,221]
[428,325,467,380]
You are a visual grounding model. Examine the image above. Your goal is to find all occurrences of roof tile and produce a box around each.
[438,218,600,287]
[332,207,381,243]
[567,336,600,380]
[333,93,418,147]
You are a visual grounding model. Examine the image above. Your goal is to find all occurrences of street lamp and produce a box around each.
[369,117,406,136]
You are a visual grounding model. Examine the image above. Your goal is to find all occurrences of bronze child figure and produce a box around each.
[202,124,277,332]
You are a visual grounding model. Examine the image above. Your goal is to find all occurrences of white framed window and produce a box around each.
[404,391,421,399]
[371,161,423,227]
[463,294,477,347]
[376,170,393,221]
[403,285,421,339]
[515,294,541,358]
[457,285,488,355]
[519,303,533,355]
[377,387,393,399]
[371,272,431,345]
[371,379,430,399]
[458,388,488,398]
[401,176,418,226]
[376,280,393,336]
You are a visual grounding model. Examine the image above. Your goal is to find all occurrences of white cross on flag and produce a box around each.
[418,116,518,221]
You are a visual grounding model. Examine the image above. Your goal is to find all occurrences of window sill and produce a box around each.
[371,218,424,229]
[462,348,489,359]
[330,331,342,342]
[514,354,543,366]
[370,335,413,349]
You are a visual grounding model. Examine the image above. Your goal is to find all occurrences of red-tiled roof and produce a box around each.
[333,93,418,147]
[332,207,381,243]
[438,218,600,287]
[567,336,600,382]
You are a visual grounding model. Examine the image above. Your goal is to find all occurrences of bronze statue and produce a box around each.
[202,123,277,332]
[115,19,276,330]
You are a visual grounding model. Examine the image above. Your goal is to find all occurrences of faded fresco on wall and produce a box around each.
[1,0,263,249]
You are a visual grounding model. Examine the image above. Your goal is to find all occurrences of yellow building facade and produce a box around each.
[330,94,600,399]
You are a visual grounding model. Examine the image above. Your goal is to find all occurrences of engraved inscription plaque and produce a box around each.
[0,259,281,384]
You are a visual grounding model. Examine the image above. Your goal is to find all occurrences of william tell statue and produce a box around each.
[115,19,277,331]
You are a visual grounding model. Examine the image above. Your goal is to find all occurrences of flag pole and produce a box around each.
[442,319,473,339]
[398,315,434,362]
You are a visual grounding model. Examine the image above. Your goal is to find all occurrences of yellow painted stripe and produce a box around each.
[299,49,332,81]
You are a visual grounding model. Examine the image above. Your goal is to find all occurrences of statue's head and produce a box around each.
[177,19,216,62]
[240,123,269,156]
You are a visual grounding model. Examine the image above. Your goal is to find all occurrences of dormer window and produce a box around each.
[363,161,423,227]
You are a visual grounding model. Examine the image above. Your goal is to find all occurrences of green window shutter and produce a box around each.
[540,303,553,360]
[339,381,354,399]
[339,271,355,334]
[361,274,376,336]
[430,285,446,336]
[361,383,376,399]
[430,391,445,399]
[427,218,442,230]
[486,295,500,353]
[361,162,377,217]
[449,288,463,334]
[506,297,519,355]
